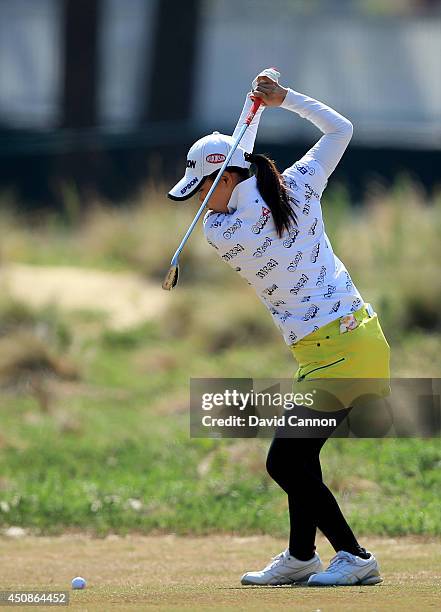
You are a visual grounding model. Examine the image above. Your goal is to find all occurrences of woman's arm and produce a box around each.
[251,79,353,181]
[231,92,265,154]
[231,69,282,155]
[280,88,353,180]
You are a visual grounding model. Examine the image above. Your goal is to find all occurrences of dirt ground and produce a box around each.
[0,263,166,329]
[0,534,439,611]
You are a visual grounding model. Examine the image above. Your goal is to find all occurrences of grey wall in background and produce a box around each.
[0,0,62,128]
[98,0,157,127]
[0,0,158,129]
[194,1,441,148]
[0,0,440,148]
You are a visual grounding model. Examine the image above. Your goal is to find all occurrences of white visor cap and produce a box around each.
[168,131,251,202]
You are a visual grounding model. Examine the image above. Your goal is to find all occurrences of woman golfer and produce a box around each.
[168,69,390,586]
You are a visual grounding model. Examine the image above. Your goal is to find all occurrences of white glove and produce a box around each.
[252,67,281,90]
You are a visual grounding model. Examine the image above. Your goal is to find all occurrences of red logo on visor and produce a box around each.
[206,153,226,163]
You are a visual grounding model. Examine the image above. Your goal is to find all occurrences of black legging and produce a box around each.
[266,408,369,561]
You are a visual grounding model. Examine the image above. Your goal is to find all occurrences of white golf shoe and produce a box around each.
[241,549,323,586]
[307,550,383,586]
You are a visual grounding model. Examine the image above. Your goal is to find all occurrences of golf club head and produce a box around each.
[162,264,179,290]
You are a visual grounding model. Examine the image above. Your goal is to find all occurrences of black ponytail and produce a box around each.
[244,152,297,238]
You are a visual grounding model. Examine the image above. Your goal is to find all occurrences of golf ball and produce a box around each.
[71,576,86,589]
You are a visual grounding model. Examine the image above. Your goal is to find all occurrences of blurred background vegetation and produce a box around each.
[0,176,440,535]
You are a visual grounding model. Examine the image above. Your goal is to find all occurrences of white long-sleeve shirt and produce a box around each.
[203,87,363,346]
[233,87,353,182]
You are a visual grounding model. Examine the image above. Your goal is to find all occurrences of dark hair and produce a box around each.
[206,153,297,238]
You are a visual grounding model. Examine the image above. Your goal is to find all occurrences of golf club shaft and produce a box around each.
[169,100,263,266]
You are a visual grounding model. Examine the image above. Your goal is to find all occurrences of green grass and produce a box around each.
[1,535,440,611]
[0,308,440,536]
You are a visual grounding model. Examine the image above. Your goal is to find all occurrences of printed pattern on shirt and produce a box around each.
[203,171,364,346]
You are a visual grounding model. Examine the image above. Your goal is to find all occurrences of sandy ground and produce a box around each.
[0,263,167,329]
[0,534,439,611]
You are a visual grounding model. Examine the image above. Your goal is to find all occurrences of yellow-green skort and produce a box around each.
[290,304,391,411]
